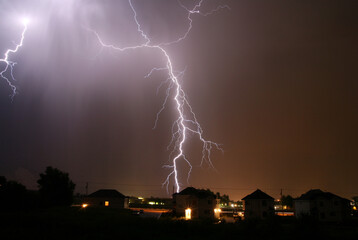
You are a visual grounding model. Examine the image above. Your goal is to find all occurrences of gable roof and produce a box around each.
[296,189,350,202]
[88,189,126,198]
[174,187,216,199]
[242,189,274,200]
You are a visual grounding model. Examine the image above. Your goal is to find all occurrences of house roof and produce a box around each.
[295,189,350,202]
[242,189,274,200]
[88,189,126,198]
[174,187,216,199]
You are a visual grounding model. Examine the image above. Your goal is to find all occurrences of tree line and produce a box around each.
[0,166,75,210]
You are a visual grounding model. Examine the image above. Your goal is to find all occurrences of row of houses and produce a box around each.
[81,187,353,222]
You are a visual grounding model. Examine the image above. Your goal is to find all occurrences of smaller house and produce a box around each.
[242,189,274,219]
[294,189,351,222]
[84,189,129,209]
[173,187,220,219]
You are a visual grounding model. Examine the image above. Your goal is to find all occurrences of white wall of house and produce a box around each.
[244,199,274,219]
[295,200,310,217]
[174,195,219,219]
[294,198,349,222]
[85,197,128,208]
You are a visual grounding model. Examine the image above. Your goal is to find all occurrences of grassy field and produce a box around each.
[0,207,357,240]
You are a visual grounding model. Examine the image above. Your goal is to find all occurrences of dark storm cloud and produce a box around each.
[0,0,357,199]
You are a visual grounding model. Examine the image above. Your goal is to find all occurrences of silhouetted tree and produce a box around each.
[37,167,75,207]
[215,191,231,205]
[219,194,230,206]
[216,192,221,199]
[0,176,6,186]
[0,176,27,210]
[281,195,293,209]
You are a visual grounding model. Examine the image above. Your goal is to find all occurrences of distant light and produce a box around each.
[185,208,192,220]
[353,206,357,210]
[82,203,88,208]
[148,201,155,205]
[105,201,109,207]
[214,208,221,213]
[231,204,234,208]
[138,197,144,200]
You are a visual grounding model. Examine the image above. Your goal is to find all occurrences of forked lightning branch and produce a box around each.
[0,1,227,193]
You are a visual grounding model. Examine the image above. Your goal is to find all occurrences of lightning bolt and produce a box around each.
[89,0,226,193]
[1,1,226,193]
[0,19,28,100]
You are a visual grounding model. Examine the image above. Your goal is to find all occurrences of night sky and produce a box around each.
[0,0,357,200]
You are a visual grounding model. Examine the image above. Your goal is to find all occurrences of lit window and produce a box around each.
[185,208,192,220]
[105,201,109,207]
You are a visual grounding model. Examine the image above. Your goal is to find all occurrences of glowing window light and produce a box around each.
[105,201,109,207]
[82,203,88,208]
[148,201,155,205]
[185,208,192,220]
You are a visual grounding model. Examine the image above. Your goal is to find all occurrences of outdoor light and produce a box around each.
[82,203,88,208]
[185,208,192,220]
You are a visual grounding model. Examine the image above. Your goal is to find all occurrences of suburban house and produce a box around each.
[173,187,220,219]
[84,189,129,209]
[294,189,351,222]
[242,189,275,219]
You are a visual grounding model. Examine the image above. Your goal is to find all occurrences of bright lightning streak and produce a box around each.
[89,0,226,193]
[21,18,30,26]
[0,19,29,99]
[161,0,230,46]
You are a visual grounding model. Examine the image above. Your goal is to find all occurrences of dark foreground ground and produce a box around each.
[0,207,357,240]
